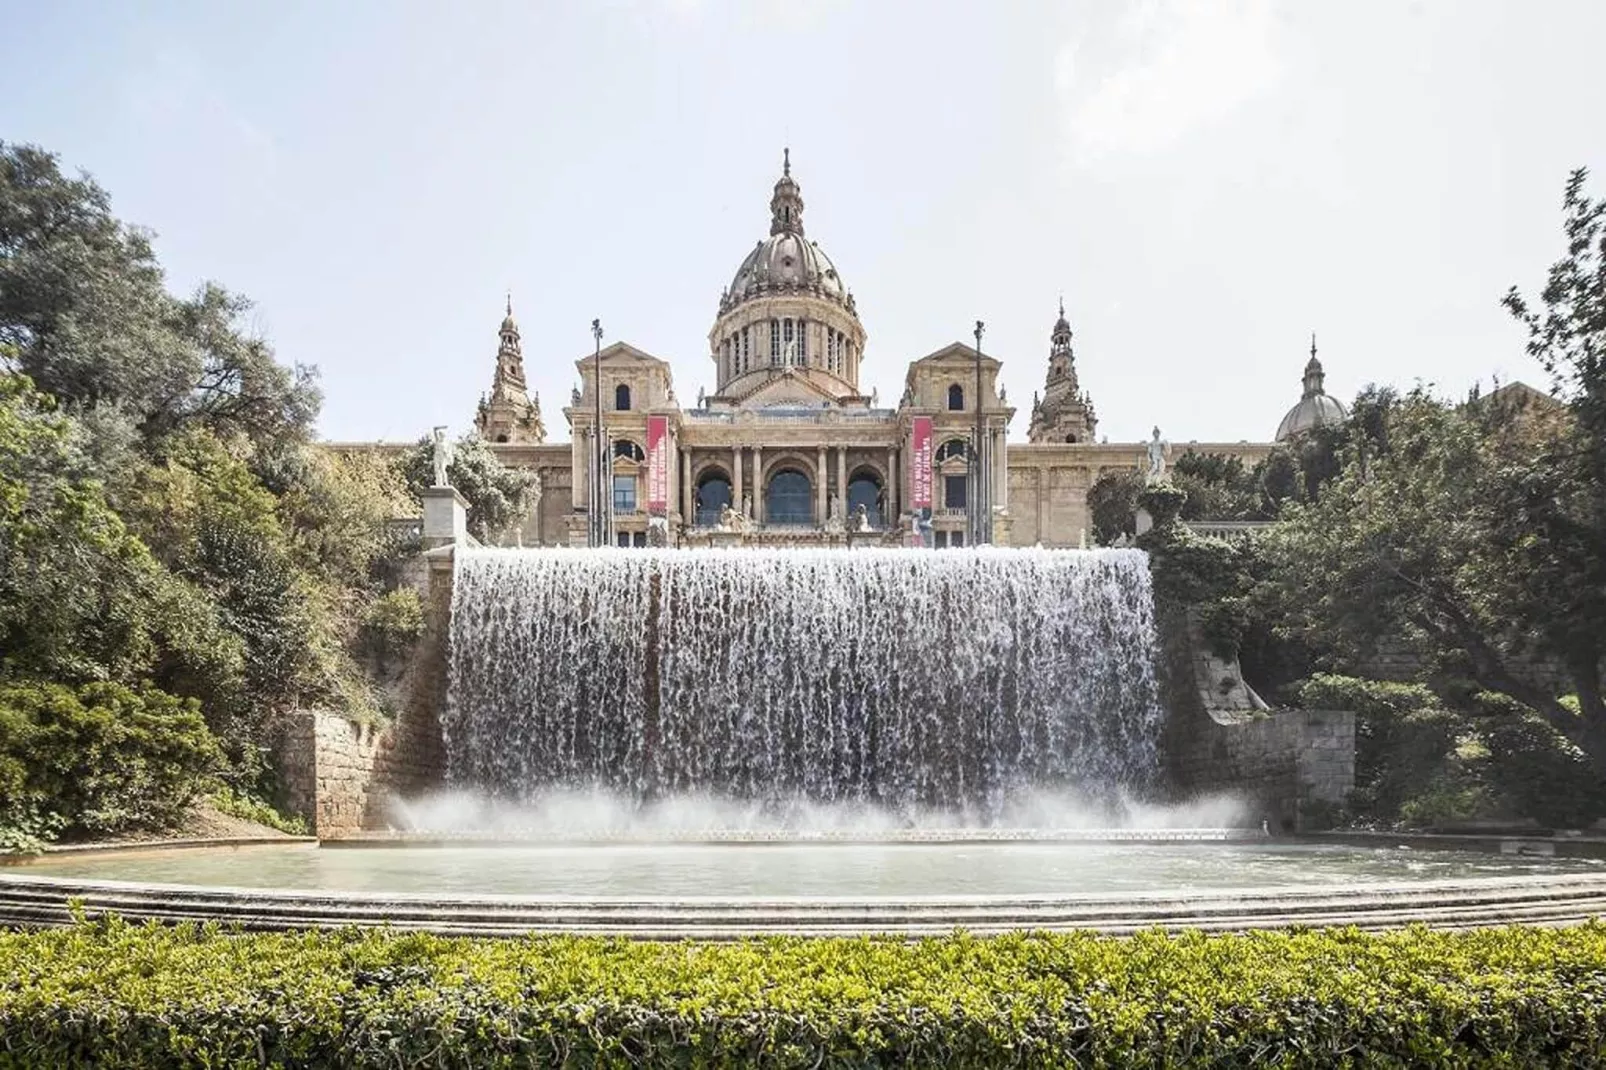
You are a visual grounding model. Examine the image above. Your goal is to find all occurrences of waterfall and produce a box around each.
[445,548,1164,817]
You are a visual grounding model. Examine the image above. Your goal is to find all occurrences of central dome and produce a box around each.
[718,150,857,318]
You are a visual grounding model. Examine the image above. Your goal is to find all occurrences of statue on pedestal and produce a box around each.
[850,503,871,533]
[430,426,453,487]
[718,503,738,531]
[1145,426,1168,483]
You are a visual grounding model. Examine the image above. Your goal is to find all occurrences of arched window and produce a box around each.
[947,384,965,411]
[847,468,883,529]
[694,469,732,526]
[765,469,813,526]
[936,439,969,463]
[615,384,632,411]
[613,439,645,463]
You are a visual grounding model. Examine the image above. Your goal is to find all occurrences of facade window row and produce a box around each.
[720,318,856,382]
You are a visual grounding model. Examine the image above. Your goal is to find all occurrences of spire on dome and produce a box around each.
[769,148,805,236]
[1302,332,1325,398]
[1050,296,1073,353]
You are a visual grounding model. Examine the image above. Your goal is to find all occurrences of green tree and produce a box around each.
[1266,386,1606,777]
[0,143,319,458]
[0,375,243,692]
[400,434,536,542]
[1086,468,1144,545]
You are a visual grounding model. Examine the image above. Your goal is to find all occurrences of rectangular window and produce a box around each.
[950,530,965,548]
[770,319,781,363]
[633,531,647,548]
[613,474,637,514]
[616,531,631,548]
[798,319,808,363]
[944,474,967,509]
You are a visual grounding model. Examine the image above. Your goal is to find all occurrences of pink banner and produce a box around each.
[910,416,933,510]
[646,415,669,514]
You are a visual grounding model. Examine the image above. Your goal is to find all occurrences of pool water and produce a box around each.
[21,840,1604,898]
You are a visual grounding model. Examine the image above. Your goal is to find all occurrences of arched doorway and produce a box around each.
[765,469,813,526]
[694,468,732,526]
[847,467,883,528]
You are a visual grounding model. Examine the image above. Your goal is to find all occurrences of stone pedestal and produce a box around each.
[421,486,470,549]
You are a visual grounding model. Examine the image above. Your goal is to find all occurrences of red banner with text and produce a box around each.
[646,415,669,514]
[910,416,933,511]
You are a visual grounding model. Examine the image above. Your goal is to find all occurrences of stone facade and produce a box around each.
[369,153,1302,550]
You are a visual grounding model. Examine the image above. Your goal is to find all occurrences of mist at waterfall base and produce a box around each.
[433,547,1244,837]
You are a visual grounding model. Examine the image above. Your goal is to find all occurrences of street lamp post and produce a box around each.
[972,319,987,546]
[591,318,605,547]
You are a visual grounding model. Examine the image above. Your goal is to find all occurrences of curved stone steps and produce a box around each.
[5,872,1606,937]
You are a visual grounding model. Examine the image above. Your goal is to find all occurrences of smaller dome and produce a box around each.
[1275,338,1347,441]
[1276,393,1347,441]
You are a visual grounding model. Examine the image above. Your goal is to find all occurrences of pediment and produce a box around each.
[735,371,843,409]
[912,341,1000,369]
[573,341,671,371]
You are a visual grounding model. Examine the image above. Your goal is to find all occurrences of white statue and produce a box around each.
[430,426,453,487]
[851,503,871,532]
[1145,426,1167,482]
[741,493,752,520]
[782,339,798,366]
[718,503,737,531]
[828,492,843,522]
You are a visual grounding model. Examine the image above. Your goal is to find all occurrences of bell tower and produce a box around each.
[1027,298,1097,444]
[475,295,546,444]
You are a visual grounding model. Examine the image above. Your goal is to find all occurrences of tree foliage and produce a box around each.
[0,142,320,458]
[400,433,536,542]
[1,142,407,818]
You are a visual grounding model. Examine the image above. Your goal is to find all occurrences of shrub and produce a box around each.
[360,587,425,657]
[0,680,222,842]
[1473,692,1606,828]
[5,921,1606,1066]
[207,785,310,836]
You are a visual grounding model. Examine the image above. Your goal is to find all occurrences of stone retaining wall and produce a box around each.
[1155,602,1355,829]
[279,550,451,837]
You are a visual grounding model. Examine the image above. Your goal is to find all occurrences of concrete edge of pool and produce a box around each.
[5,865,1606,937]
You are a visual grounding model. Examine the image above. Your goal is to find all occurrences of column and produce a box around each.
[753,444,764,523]
[994,427,1008,510]
[886,445,898,522]
[836,447,847,513]
[681,447,693,522]
[816,446,827,524]
[732,444,743,514]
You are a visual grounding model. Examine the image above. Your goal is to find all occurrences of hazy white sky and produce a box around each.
[5,0,1603,444]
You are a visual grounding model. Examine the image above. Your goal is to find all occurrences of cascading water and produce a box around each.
[445,547,1165,821]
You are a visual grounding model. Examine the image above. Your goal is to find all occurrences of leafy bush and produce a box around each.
[360,587,425,657]
[206,785,310,836]
[6,920,1606,1066]
[0,680,222,841]
[1473,692,1606,827]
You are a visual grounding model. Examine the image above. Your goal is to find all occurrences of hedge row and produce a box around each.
[5,918,1606,1067]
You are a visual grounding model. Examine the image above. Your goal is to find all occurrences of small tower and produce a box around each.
[769,146,805,237]
[1274,334,1348,441]
[1027,297,1097,444]
[475,295,546,444]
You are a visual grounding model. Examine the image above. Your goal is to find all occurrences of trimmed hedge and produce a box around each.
[4,920,1606,1066]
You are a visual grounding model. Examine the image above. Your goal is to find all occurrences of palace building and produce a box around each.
[450,153,1338,548]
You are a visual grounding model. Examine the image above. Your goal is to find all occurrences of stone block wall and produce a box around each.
[278,550,451,838]
[1154,600,1356,830]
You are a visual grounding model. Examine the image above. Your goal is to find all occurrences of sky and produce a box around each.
[4,0,1604,445]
